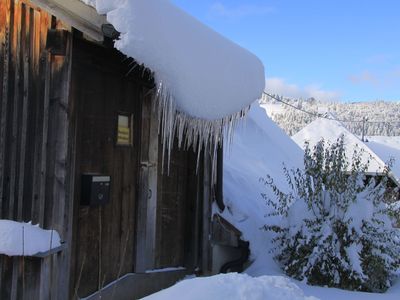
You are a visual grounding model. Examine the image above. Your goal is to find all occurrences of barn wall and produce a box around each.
[0,0,74,299]
[0,1,215,299]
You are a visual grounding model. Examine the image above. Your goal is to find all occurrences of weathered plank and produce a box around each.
[202,152,212,275]
[136,89,152,272]
[16,3,30,221]
[8,0,23,222]
[0,0,11,220]
[30,6,50,226]
[145,92,159,270]
[48,27,73,300]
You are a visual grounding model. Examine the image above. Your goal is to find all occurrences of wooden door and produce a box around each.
[69,37,147,298]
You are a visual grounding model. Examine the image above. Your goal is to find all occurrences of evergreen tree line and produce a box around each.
[261,95,400,136]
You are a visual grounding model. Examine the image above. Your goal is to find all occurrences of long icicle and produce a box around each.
[153,81,251,186]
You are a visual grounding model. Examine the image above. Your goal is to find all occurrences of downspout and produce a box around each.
[220,240,250,273]
[216,144,225,211]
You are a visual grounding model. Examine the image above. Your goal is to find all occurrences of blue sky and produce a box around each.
[171,0,400,102]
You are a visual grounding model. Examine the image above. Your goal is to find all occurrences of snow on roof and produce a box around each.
[0,220,61,256]
[82,0,265,174]
[365,136,400,182]
[292,118,394,180]
[222,103,304,274]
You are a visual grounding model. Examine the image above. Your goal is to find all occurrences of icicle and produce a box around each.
[153,81,251,185]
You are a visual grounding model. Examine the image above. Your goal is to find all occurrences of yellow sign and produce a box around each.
[117,115,131,145]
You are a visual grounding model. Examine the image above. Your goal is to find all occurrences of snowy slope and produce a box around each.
[292,118,387,176]
[222,103,304,275]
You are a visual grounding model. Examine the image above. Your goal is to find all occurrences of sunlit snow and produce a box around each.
[0,220,61,256]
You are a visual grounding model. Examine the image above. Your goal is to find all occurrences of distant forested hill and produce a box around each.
[261,94,400,137]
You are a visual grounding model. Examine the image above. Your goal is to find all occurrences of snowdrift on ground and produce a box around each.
[222,103,304,275]
[141,273,319,300]
[0,220,61,256]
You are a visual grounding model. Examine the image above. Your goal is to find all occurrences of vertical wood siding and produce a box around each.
[1,1,213,299]
[0,1,73,299]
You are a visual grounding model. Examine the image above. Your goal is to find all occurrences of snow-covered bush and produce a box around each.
[263,136,400,292]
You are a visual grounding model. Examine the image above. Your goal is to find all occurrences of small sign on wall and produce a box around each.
[117,114,132,145]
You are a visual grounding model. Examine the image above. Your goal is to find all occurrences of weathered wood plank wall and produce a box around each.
[0,1,215,299]
[0,1,74,299]
[155,143,203,271]
[69,37,144,298]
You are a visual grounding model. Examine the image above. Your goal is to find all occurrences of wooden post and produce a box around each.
[145,94,159,270]
[136,91,159,272]
[201,152,212,275]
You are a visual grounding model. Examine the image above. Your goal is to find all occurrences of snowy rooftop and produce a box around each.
[82,1,264,119]
[365,136,400,182]
[292,118,400,184]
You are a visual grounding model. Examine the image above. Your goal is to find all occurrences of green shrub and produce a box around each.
[263,135,400,292]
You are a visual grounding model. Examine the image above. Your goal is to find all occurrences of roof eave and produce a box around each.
[30,0,106,41]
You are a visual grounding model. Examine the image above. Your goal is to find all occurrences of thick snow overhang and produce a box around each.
[86,0,265,119]
[32,0,265,179]
[85,1,265,162]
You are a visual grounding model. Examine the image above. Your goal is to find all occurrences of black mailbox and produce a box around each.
[81,174,111,206]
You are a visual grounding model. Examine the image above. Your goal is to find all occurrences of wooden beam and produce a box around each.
[145,94,159,270]
[30,0,106,41]
[201,153,212,275]
[136,93,159,272]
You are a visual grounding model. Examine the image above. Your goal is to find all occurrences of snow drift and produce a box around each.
[222,103,304,275]
[0,220,61,256]
[141,273,319,300]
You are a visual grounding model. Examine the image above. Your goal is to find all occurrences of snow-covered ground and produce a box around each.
[143,273,400,300]
[143,103,400,300]
[0,220,61,256]
[142,273,318,300]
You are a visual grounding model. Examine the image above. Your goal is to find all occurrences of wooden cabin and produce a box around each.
[0,0,248,299]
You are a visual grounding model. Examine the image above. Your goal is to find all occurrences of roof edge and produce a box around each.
[30,0,107,41]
